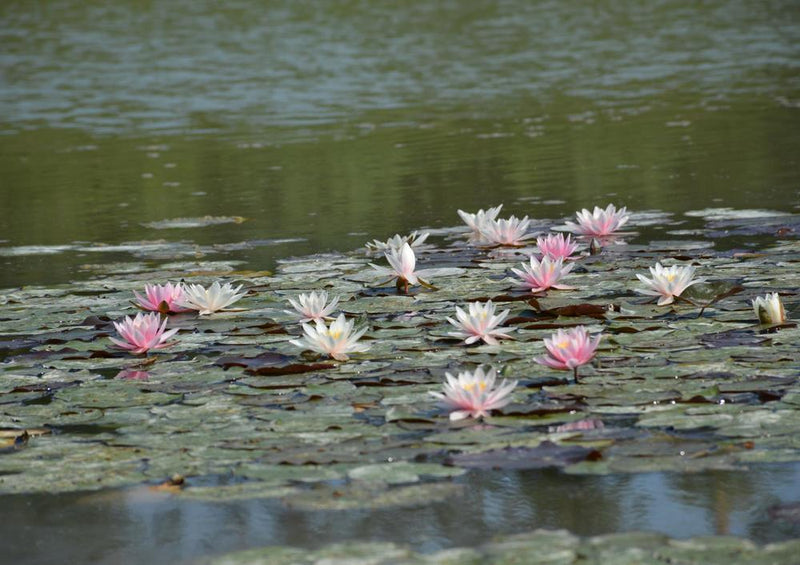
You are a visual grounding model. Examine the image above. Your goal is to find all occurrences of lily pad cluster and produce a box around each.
[0,209,798,503]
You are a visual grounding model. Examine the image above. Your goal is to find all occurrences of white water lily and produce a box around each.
[478,215,534,246]
[180,281,247,315]
[285,291,340,323]
[565,204,630,236]
[752,292,786,325]
[429,366,517,421]
[290,313,370,361]
[109,312,178,355]
[370,242,434,293]
[457,204,504,241]
[447,300,513,345]
[635,263,705,306]
[365,231,429,253]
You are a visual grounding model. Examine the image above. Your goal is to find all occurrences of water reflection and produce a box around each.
[3,464,800,565]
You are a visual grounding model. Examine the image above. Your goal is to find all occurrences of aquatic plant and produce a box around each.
[429,366,517,421]
[365,230,429,253]
[109,312,178,354]
[290,313,370,361]
[478,215,534,246]
[447,300,513,345]
[285,291,340,323]
[535,326,601,381]
[511,255,574,293]
[565,204,629,236]
[370,242,434,293]
[180,281,247,315]
[457,204,503,241]
[753,292,786,325]
[635,263,705,306]
[132,282,190,314]
[536,232,579,260]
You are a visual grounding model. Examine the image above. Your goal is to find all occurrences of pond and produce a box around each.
[1,1,800,564]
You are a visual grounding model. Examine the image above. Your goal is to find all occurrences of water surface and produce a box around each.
[3,464,800,565]
[1,0,799,288]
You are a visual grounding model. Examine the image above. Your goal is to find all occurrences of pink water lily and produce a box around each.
[133,282,190,314]
[109,312,178,355]
[535,326,601,382]
[565,204,629,236]
[429,366,517,421]
[537,233,579,260]
[511,255,574,293]
[447,300,513,345]
[635,263,705,306]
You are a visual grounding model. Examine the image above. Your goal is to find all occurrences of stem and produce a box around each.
[419,278,439,291]
[573,366,579,383]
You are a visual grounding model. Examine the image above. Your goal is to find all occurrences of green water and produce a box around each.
[2,0,799,289]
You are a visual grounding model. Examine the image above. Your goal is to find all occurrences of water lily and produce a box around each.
[290,313,370,361]
[447,300,513,345]
[565,204,629,236]
[635,263,705,306]
[537,233,579,260]
[365,230,429,253]
[285,291,340,323]
[534,326,601,381]
[109,312,178,355]
[753,292,786,325]
[479,215,534,246]
[370,242,434,293]
[180,281,247,314]
[511,255,574,293]
[429,366,517,421]
[457,204,504,241]
[133,282,190,314]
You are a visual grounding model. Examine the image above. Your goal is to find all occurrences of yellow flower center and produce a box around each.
[557,340,569,349]
[329,329,342,339]
[666,274,676,282]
